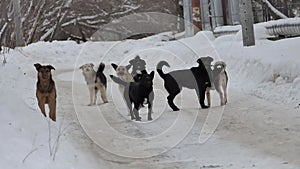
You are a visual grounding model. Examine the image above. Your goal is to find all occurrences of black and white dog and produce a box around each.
[79,63,108,105]
[156,60,211,111]
[110,70,154,121]
[201,56,228,107]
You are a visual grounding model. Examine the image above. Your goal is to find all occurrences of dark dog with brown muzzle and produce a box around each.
[34,63,57,122]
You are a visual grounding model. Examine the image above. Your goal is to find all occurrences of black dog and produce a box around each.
[110,70,154,121]
[156,60,211,111]
[128,55,147,76]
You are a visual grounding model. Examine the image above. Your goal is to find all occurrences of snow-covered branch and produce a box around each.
[263,0,288,19]
[0,22,8,40]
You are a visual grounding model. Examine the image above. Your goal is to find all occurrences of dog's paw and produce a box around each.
[135,117,142,121]
[148,117,153,121]
[221,101,226,106]
[201,105,209,109]
[172,108,180,111]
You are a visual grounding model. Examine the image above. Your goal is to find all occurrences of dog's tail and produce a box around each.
[109,75,127,86]
[213,61,226,74]
[156,61,170,79]
[97,62,105,73]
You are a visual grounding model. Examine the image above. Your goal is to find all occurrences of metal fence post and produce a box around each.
[240,0,255,46]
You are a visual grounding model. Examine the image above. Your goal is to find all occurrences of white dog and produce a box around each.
[201,56,228,107]
[111,63,134,115]
[210,61,228,106]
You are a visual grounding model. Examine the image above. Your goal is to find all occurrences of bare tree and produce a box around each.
[26,0,46,44]
[1,0,179,48]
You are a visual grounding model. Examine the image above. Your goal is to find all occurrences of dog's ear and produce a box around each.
[111,63,118,70]
[207,56,214,63]
[149,71,155,79]
[79,65,84,69]
[133,73,142,81]
[129,59,134,64]
[90,63,94,67]
[46,65,55,70]
[34,63,42,71]
[126,64,132,70]
[197,57,206,63]
[197,58,203,64]
[141,69,147,74]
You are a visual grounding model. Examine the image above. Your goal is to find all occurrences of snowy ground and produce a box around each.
[0,26,299,169]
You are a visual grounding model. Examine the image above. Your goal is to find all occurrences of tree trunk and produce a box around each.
[12,0,25,46]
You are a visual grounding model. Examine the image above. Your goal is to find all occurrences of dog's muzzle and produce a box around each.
[42,74,49,79]
[117,72,125,76]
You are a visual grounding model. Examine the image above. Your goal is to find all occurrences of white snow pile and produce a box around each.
[0,22,299,168]
[211,23,300,107]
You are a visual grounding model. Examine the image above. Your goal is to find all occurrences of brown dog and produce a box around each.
[34,63,57,122]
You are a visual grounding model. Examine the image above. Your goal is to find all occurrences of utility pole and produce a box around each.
[183,0,194,37]
[12,0,25,47]
[200,0,210,31]
[240,0,255,46]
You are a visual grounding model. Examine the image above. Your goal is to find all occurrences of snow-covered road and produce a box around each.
[54,68,300,169]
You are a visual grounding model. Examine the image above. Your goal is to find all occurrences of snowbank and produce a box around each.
[214,27,300,106]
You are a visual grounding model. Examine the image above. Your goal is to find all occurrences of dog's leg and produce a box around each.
[215,85,225,106]
[37,94,47,117]
[88,87,94,106]
[126,101,131,116]
[126,102,135,120]
[119,86,130,116]
[99,85,108,103]
[133,103,141,121]
[147,92,154,120]
[49,99,56,122]
[94,87,98,105]
[197,89,209,109]
[124,95,135,120]
[206,88,211,107]
[222,81,228,104]
[167,90,180,111]
[147,103,153,121]
[129,107,135,120]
